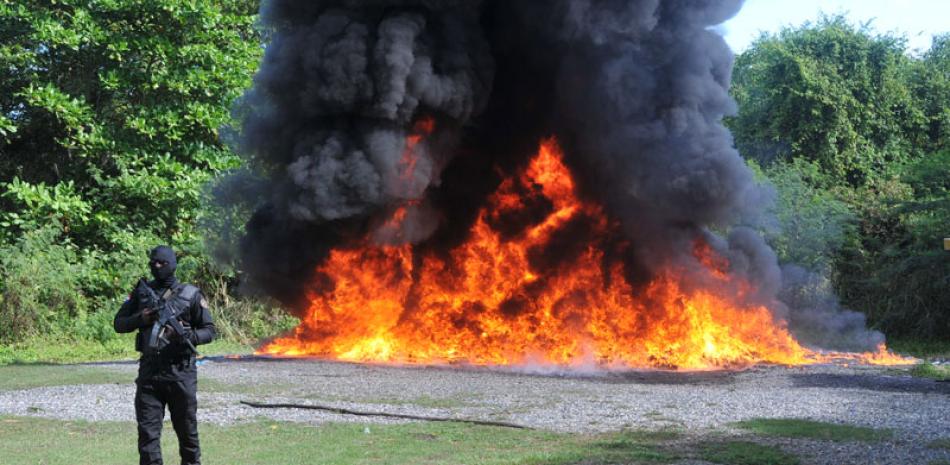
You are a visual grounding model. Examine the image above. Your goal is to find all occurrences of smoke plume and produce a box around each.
[226,0,883,351]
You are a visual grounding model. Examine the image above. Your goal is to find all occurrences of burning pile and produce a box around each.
[260,138,903,368]
[227,0,909,369]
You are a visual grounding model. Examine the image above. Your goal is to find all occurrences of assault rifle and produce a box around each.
[135,278,197,355]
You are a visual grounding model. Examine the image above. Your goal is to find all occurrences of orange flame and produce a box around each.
[261,139,912,369]
[397,116,435,187]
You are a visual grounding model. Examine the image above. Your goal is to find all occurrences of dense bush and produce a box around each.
[911,34,950,153]
[0,226,89,343]
[835,152,950,338]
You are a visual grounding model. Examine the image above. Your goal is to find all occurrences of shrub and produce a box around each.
[0,226,88,343]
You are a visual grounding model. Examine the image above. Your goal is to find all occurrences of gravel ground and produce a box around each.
[1,357,948,464]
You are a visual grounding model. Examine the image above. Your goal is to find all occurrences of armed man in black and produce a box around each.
[114,245,216,465]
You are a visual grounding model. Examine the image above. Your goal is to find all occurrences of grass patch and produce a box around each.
[928,438,950,450]
[200,339,257,356]
[734,418,892,442]
[566,430,676,464]
[699,441,799,465]
[0,335,138,365]
[887,338,950,359]
[0,415,677,465]
[0,364,131,391]
[910,363,950,381]
[0,336,254,365]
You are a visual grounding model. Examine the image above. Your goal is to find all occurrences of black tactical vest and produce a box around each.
[134,283,199,354]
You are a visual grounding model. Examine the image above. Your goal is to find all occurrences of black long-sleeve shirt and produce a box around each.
[114,278,216,380]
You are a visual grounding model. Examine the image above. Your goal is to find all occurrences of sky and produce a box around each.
[719,0,949,54]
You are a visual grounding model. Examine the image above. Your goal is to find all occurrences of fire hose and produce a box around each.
[239,400,530,429]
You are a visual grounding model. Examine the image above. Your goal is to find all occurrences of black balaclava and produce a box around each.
[148,245,177,288]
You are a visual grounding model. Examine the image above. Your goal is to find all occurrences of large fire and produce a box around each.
[260,137,910,369]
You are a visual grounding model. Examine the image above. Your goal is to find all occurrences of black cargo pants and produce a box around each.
[135,372,200,465]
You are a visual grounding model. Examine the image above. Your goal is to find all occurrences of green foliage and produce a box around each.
[911,34,950,153]
[0,178,91,236]
[897,150,950,243]
[211,297,299,344]
[0,226,89,343]
[0,224,155,346]
[728,15,933,186]
[834,152,950,338]
[886,337,950,359]
[0,0,259,251]
[733,418,892,442]
[732,16,950,340]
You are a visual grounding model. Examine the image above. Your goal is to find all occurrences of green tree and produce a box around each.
[0,0,261,255]
[728,15,929,186]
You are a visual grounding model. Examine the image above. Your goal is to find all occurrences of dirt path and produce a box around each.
[1,358,948,464]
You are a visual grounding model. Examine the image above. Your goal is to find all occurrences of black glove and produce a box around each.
[174,322,197,345]
[141,308,157,325]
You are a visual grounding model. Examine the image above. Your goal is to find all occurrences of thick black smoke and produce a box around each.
[231,0,493,303]
[227,0,883,350]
